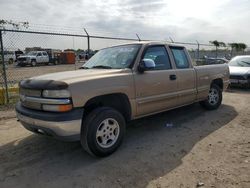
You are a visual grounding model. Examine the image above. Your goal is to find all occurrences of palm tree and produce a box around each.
[228,43,247,56]
[238,43,247,54]
[209,40,226,58]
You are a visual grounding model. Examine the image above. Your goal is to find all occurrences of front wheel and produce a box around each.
[81,107,126,157]
[200,84,222,110]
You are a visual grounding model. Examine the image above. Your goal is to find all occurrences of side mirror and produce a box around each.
[138,59,155,73]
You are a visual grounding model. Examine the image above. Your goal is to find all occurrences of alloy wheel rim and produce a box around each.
[96,118,120,148]
[208,88,219,105]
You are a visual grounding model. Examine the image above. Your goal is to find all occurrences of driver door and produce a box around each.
[133,45,178,117]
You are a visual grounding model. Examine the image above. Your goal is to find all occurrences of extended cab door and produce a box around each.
[169,46,196,105]
[133,45,178,117]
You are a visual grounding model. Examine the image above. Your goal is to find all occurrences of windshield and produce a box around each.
[82,44,141,69]
[27,51,37,56]
[229,56,250,67]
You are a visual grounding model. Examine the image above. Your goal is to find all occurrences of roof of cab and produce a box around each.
[107,41,185,48]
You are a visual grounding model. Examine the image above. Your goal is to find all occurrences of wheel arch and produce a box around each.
[211,78,223,90]
[83,93,132,122]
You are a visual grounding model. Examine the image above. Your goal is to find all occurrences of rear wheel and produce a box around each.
[200,84,222,110]
[81,107,126,157]
[31,60,37,67]
[54,60,58,65]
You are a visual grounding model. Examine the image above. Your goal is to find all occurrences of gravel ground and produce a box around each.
[0,89,249,188]
[1,63,83,86]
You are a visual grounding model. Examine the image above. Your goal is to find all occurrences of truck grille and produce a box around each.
[18,57,27,61]
[20,88,42,110]
[230,75,245,80]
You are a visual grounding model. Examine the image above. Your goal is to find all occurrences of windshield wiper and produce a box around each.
[92,65,112,69]
[79,66,89,69]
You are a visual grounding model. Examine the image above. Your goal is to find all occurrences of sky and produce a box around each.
[0,0,250,50]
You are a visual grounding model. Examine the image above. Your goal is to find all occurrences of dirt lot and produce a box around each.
[0,89,249,188]
[1,63,83,86]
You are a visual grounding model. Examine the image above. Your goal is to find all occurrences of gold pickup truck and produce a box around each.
[16,41,229,157]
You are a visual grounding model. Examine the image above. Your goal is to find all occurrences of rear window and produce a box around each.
[170,47,190,69]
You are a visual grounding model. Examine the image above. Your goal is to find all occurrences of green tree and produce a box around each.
[0,19,29,30]
[209,40,226,58]
[238,43,247,51]
[228,43,247,56]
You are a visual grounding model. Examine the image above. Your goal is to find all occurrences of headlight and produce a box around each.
[42,89,71,98]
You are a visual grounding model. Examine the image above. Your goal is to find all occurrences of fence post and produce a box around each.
[0,30,9,104]
[136,34,141,42]
[215,46,218,58]
[84,28,90,58]
[196,40,200,59]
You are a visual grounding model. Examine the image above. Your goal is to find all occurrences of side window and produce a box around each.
[143,46,171,70]
[37,52,42,56]
[170,47,189,69]
[42,52,47,56]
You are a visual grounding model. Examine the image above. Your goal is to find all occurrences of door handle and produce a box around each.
[169,74,177,80]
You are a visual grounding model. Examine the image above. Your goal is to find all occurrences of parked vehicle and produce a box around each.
[16,51,50,66]
[16,42,229,157]
[228,55,250,87]
[3,51,16,64]
[15,50,24,59]
[196,56,228,66]
[44,49,61,65]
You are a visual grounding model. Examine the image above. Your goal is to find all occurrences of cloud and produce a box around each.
[118,0,167,13]
[0,0,250,48]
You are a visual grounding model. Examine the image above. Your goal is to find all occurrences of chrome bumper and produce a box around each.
[16,102,83,141]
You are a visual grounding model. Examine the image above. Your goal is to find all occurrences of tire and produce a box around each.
[81,107,126,157]
[200,84,222,110]
[9,58,14,64]
[31,60,37,67]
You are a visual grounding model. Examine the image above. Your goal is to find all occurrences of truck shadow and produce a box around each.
[0,103,238,187]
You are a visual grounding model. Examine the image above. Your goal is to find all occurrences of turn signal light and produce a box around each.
[42,104,72,112]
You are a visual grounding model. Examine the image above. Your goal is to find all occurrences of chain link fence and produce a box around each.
[0,28,249,107]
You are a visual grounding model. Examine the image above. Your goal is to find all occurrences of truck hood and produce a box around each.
[18,55,36,58]
[30,69,132,84]
[229,66,250,75]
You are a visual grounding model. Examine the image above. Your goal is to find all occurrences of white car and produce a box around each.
[228,55,250,87]
[17,51,50,67]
